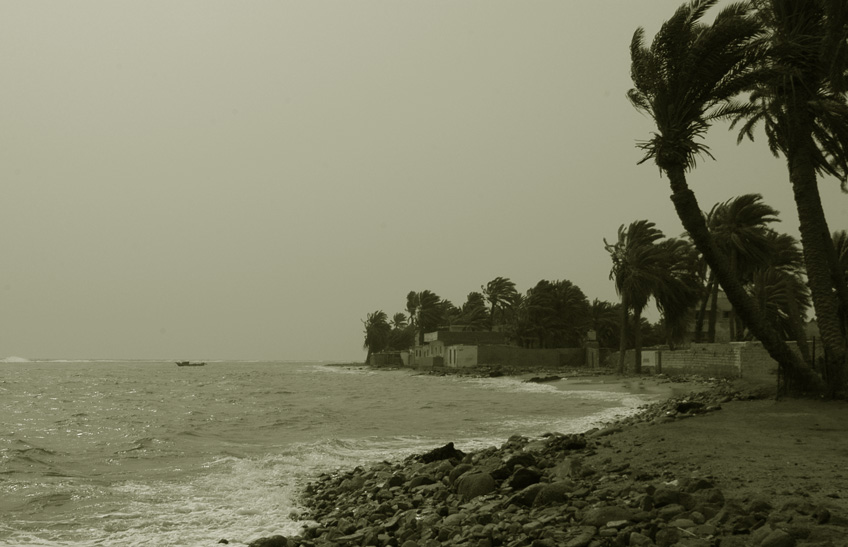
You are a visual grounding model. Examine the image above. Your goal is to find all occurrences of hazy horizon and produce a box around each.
[2,1,846,361]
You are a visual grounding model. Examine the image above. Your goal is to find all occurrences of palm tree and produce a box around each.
[733,0,848,390]
[654,237,702,348]
[589,299,622,350]
[710,194,782,339]
[606,221,686,374]
[524,279,592,349]
[391,313,407,330]
[482,277,518,332]
[628,0,822,391]
[414,290,443,345]
[362,310,391,365]
[459,292,490,331]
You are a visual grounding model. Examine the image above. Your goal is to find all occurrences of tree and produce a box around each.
[409,290,443,345]
[362,310,391,365]
[606,221,697,373]
[732,0,848,392]
[458,292,490,331]
[710,194,782,340]
[628,0,822,391]
[482,277,518,332]
[653,237,702,348]
[589,299,622,349]
[525,279,591,348]
[390,313,408,330]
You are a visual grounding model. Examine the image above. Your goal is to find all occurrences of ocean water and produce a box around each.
[1,361,660,546]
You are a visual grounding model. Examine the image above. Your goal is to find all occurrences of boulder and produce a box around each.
[508,482,546,507]
[449,463,474,484]
[533,480,576,507]
[456,472,496,501]
[419,442,465,463]
[581,505,634,527]
[247,536,290,547]
[508,467,542,490]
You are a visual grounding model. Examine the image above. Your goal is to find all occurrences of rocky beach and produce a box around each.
[246,373,848,547]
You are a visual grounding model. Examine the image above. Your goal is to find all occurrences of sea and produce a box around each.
[0,360,667,546]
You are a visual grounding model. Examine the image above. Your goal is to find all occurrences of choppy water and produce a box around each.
[1,361,659,546]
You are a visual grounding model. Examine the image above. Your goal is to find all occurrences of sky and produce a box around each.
[1,1,846,362]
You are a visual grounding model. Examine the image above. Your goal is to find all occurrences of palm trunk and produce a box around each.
[787,108,848,396]
[633,308,643,375]
[708,278,719,343]
[786,281,812,366]
[694,273,714,343]
[729,249,738,341]
[618,292,629,374]
[665,165,823,393]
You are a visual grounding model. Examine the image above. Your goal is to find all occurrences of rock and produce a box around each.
[505,452,536,469]
[629,531,653,546]
[457,472,496,501]
[408,475,437,488]
[655,527,681,547]
[508,482,546,507]
[657,503,687,521]
[760,529,795,547]
[581,505,634,527]
[533,480,576,507]
[508,467,542,490]
[676,401,705,413]
[554,456,584,479]
[419,442,465,463]
[564,526,597,547]
[652,487,680,507]
[247,536,289,547]
[449,463,474,484]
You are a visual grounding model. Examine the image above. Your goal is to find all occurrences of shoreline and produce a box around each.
[246,368,848,547]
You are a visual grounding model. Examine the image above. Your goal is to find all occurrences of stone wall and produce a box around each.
[476,345,585,369]
[608,341,794,385]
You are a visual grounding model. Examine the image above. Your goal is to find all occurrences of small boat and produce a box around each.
[176,361,206,367]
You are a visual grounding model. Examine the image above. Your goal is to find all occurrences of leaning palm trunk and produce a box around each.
[666,166,823,393]
[786,114,848,394]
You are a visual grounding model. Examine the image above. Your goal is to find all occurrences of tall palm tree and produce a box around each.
[629,0,822,391]
[362,310,391,365]
[482,277,518,332]
[733,0,848,391]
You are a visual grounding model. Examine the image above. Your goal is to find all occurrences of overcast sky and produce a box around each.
[1,1,846,361]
